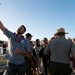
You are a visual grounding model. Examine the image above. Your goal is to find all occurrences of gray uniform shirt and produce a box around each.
[4,29,30,65]
[44,37,75,64]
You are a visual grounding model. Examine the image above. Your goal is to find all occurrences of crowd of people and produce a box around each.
[0,21,75,75]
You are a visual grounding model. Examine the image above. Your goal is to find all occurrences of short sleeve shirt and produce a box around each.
[4,29,30,65]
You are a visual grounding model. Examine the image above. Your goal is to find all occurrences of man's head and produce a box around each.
[43,37,48,44]
[25,33,33,41]
[17,25,26,35]
[35,39,40,45]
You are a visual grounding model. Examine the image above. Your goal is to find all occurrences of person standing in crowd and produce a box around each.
[30,41,37,75]
[39,37,49,75]
[71,38,75,73]
[72,38,75,44]
[34,39,42,74]
[0,21,31,75]
[49,33,57,42]
[25,33,33,75]
[44,28,75,75]
[2,41,7,54]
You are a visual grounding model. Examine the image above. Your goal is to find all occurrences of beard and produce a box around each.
[17,27,24,34]
[17,31,22,34]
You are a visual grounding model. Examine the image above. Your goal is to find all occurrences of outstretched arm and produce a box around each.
[0,21,6,32]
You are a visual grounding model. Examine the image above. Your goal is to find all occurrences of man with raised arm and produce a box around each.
[0,21,31,75]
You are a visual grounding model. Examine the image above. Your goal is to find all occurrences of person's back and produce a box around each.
[50,37,72,64]
[44,28,75,75]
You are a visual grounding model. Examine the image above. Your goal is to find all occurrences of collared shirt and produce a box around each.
[4,29,30,65]
[44,37,75,64]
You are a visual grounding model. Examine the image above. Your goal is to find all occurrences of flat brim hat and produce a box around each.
[55,28,68,35]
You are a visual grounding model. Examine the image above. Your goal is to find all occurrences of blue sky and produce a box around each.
[0,0,75,41]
